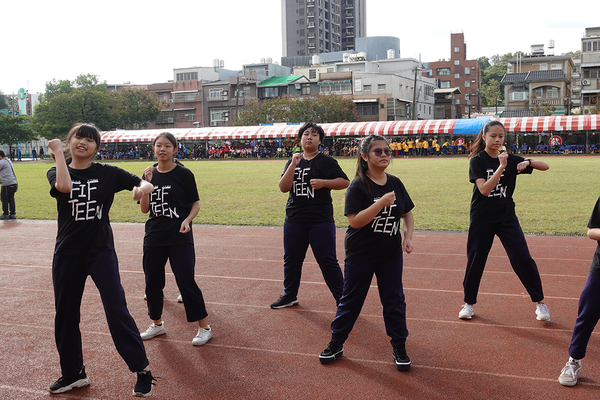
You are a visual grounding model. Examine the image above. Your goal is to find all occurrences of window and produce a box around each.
[363,84,371,93]
[455,99,460,104]
[440,81,450,88]
[454,47,460,53]
[547,88,558,98]
[454,73,460,79]
[535,88,543,98]
[209,89,223,100]
[327,68,334,73]
[210,109,225,121]
[302,84,311,95]
[551,64,562,70]
[465,67,470,74]
[454,60,460,66]
[465,81,471,88]
[176,72,198,81]
[356,103,378,115]
[539,64,548,71]
[438,68,450,75]
[509,92,528,101]
[309,69,317,79]
[185,112,196,122]
[377,84,386,91]
[465,94,470,100]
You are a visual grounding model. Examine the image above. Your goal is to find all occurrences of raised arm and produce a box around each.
[48,139,72,194]
[278,152,303,193]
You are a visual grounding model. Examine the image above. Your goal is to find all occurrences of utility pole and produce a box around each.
[412,62,420,120]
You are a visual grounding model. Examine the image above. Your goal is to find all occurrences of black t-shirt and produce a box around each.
[587,196,600,276]
[144,164,199,246]
[47,163,141,255]
[283,153,349,223]
[469,152,533,224]
[344,174,414,263]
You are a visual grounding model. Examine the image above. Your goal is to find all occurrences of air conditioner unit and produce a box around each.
[167,117,174,123]
[221,94,229,100]
[210,121,217,127]
[222,111,229,117]
[582,79,590,85]
[223,117,229,122]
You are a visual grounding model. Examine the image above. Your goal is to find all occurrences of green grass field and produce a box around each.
[11,154,600,235]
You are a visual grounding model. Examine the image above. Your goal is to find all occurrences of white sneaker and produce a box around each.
[559,361,582,386]
[459,304,474,319]
[141,323,166,340]
[177,294,183,303]
[192,326,212,346]
[536,302,550,321]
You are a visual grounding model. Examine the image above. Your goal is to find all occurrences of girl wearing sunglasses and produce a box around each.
[319,134,415,371]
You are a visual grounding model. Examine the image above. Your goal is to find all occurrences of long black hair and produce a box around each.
[469,120,506,158]
[356,134,389,194]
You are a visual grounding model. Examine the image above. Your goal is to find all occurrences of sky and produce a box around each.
[1,0,597,95]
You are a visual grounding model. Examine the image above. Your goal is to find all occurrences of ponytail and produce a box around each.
[469,120,505,158]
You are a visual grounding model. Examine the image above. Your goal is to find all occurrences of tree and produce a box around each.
[564,50,581,59]
[0,91,8,110]
[481,79,503,108]
[0,115,35,145]
[113,88,162,130]
[232,94,358,126]
[32,74,161,138]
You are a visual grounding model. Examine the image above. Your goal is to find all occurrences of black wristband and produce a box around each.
[526,158,532,166]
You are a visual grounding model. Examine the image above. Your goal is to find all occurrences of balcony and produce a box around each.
[530,98,564,106]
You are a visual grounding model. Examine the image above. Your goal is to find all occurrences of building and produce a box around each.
[501,44,574,117]
[434,88,461,119]
[427,32,482,118]
[281,0,366,59]
[581,27,600,113]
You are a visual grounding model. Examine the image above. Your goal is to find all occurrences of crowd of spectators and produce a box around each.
[92,136,597,161]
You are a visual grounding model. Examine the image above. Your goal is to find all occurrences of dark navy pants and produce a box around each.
[282,221,344,301]
[52,251,149,378]
[0,184,17,215]
[331,254,408,347]
[143,243,208,322]
[463,219,544,305]
[569,272,600,359]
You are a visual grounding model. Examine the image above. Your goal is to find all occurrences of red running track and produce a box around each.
[0,220,599,399]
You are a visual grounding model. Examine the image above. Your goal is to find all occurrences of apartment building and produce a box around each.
[501,45,574,117]
[427,32,482,118]
[581,26,600,113]
[282,0,366,58]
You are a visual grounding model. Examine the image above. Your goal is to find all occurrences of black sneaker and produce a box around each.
[49,367,90,394]
[270,295,299,309]
[393,346,411,371]
[133,370,156,397]
[319,339,343,364]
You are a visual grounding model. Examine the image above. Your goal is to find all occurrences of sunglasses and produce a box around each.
[372,148,392,157]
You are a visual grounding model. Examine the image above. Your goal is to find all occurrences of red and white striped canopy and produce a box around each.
[100,115,600,143]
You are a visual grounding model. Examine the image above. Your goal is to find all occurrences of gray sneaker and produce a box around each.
[558,361,582,386]
[141,323,166,340]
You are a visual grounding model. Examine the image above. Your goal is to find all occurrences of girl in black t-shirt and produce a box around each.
[319,134,415,371]
[47,123,156,397]
[459,120,550,322]
[558,197,600,386]
[139,132,211,347]
[270,123,349,309]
